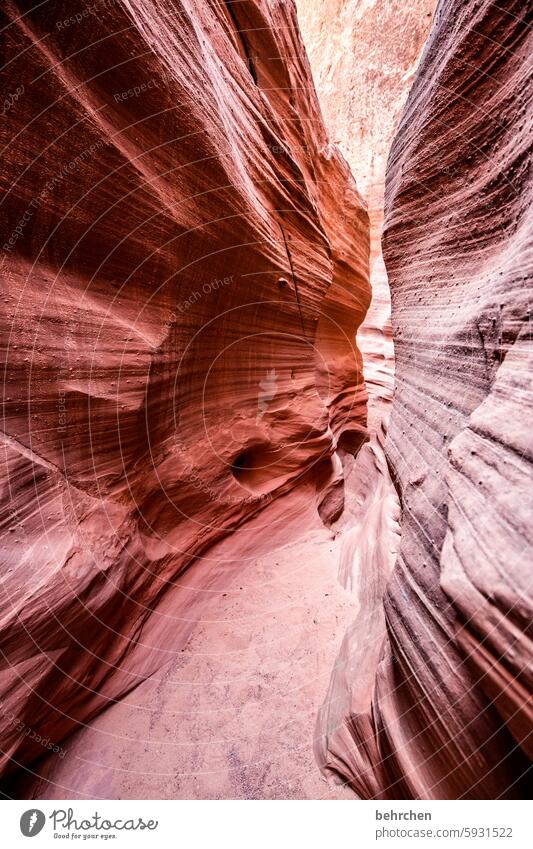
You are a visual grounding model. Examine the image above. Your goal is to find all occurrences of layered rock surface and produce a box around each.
[2,0,531,802]
[320,0,533,799]
[295,0,433,791]
[0,0,370,788]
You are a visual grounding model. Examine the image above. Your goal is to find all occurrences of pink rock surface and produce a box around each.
[1,0,531,803]
[296,0,436,262]
[321,0,533,799]
[295,0,434,416]
[0,0,370,789]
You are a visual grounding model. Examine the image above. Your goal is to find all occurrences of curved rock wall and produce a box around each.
[296,0,436,262]
[295,0,433,793]
[322,0,532,799]
[0,0,370,782]
[295,0,435,420]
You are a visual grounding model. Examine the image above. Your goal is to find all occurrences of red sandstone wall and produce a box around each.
[0,0,369,780]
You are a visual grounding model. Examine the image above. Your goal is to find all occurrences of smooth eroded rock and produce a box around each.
[0,0,369,785]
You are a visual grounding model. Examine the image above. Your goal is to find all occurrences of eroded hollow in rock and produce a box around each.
[229,444,283,494]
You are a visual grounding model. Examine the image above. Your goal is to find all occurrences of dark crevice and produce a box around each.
[279,220,307,339]
[385,453,404,514]
[223,1,258,85]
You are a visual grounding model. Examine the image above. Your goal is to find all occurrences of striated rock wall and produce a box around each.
[296,0,432,794]
[0,0,370,783]
[295,0,435,421]
[321,0,533,798]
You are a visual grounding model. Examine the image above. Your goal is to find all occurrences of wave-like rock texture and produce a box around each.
[0,0,370,785]
[321,0,533,798]
[296,0,426,786]
[295,0,435,419]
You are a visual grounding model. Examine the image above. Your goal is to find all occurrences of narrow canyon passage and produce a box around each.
[0,0,377,800]
[19,384,398,800]
[1,0,531,803]
[7,0,430,802]
[23,471,359,798]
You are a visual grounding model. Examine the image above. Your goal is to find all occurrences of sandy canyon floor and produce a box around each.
[27,481,366,799]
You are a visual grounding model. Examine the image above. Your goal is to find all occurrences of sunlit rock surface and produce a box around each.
[296,0,436,421]
[296,0,435,261]
[320,0,533,799]
[0,0,370,787]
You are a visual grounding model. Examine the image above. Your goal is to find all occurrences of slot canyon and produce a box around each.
[0,0,531,802]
